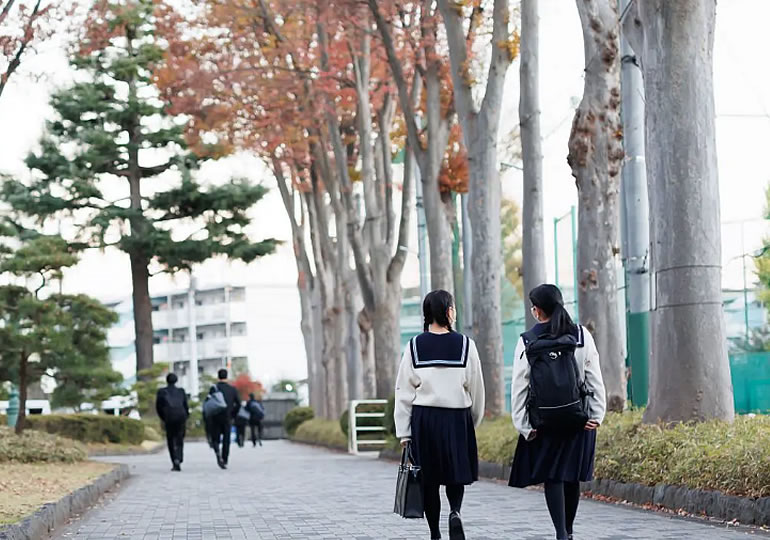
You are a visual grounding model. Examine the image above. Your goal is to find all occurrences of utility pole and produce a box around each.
[619,0,650,407]
[187,275,199,397]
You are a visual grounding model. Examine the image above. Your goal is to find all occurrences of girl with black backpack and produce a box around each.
[394,290,485,540]
[509,284,607,540]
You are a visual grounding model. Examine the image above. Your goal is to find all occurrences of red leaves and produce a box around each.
[0,0,62,99]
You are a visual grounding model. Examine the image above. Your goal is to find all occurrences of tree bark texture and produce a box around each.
[438,0,512,416]
[625,0,734,423]
[520,0,547,327]
[568,0,626,412]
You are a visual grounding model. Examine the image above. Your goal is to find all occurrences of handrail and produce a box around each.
[348,399,388,455]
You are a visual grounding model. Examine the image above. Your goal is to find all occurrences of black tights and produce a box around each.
[424,482,464,539]
[544,481,580,539]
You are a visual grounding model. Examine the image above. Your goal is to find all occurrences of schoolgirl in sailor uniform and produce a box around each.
[394,290,485,540]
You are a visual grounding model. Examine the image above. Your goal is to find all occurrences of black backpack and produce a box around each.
[522,329,591,434]
[248,400,265,421]
[163,388,187,424]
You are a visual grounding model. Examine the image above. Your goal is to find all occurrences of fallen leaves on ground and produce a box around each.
[0,461,114,525]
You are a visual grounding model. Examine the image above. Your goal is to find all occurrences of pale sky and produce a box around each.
[1,0,770,382]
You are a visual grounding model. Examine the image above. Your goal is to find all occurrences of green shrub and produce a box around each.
[24,414,145,445]
[0,425,87,463]
[340,401,388,439]
[475,416,519,466]
[292,418,347,450]
[474,411,770,499]
[284,406,314,437]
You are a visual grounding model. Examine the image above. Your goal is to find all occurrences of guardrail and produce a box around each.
[348,399,388,455]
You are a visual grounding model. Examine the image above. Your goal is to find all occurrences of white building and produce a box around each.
[104,281,308,396]
[106,283,250,395]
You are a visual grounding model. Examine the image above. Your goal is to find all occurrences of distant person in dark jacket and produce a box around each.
[209,368,240,469]
[155,373,189,472]
[246,393,265,447]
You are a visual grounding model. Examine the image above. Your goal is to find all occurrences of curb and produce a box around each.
[583,477,770,527]
[378,448,770,527]
[0,463,130,540]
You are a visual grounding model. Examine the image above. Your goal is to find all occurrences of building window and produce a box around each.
[230,322,247,336]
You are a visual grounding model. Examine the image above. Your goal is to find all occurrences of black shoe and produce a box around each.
[172,460,181,471]
[448,511,465,540]
[258,440,262,447]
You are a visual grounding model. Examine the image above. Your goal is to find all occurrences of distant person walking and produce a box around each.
[155,373,189,472]
[509,284,607,540]
[203,369,241,469]
[246,393,265,447]
[394,289,485,540]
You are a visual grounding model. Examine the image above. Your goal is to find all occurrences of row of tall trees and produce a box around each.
[154,0,519,417]
[156,0,734,423]
[1,0,734,425]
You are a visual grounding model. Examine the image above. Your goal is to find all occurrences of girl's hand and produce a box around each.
[527,430,537,441]
[400,439,410,448]
[585,420,600,430]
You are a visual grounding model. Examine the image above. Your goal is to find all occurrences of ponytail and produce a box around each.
[529,284,577,337]
[548,302,577,337]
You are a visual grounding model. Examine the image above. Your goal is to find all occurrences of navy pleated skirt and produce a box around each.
[411,405,478,486]
[509,429,597,488]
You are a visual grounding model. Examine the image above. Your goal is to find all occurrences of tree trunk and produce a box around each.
[125,27,153,378]
[625,0,734,423]
[437,0,512,416]
[130,250,153,375]
[368,0,454,294]
[567,0,626,412]
[358,307,376,398]
[345,273,364,401]
[15,351,27,435]
[467,116,505,416]
[520,0,547,327]
[373,279,402,399]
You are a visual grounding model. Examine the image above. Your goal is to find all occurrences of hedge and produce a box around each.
[292,418,347,450]
[475,410,770,499]
[0,425,87,463]
[21,414,146,445]
[284,407,314,437]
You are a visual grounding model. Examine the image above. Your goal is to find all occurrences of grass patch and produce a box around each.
[0,461,114,524]
[292,418,347,450]
[474,411,770,498]
[0,426,87,463]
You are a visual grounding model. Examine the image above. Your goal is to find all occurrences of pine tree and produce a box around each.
[0,228,121,433]
[2,0,277,379]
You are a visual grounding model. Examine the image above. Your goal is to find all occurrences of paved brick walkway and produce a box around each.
[52,440,768,540]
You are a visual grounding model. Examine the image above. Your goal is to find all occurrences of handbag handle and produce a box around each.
[400,442,416,468]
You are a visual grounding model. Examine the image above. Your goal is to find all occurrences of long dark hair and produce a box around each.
[423,289,454,332]
[529,284,577,337]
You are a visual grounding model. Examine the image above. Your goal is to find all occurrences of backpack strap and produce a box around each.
[519,330,539,362]
[576,325,585,348]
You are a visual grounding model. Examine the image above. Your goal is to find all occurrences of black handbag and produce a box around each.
[393,443,424,519]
